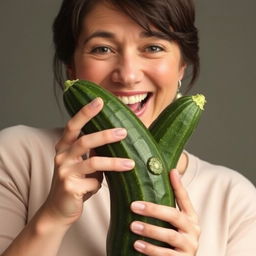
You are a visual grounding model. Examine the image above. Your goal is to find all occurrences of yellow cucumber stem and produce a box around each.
[192,94,206,110]
[64,79,79,92]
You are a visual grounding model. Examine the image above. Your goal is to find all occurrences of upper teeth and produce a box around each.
[117,93,148,105]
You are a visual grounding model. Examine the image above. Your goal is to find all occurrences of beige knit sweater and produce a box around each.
[0,125,256,256]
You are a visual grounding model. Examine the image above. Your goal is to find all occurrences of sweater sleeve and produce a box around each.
[226,173,256,255]
[0,126,31,253]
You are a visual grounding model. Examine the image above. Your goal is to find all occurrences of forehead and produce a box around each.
[81,1,171,41]
[83,2,140,31]
[81,2,174,45]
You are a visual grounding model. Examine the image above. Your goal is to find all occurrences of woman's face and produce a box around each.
[71,2,186,127]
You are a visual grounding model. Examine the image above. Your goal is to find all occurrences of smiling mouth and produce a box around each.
[116,92,152,115]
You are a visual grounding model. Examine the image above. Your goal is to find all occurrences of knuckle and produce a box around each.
[57,166,69,181]
[74,191,84,200]
[144,201,156,213]
[189,212,200,226]
[164,249,175,256]
[87,157,98,170]
[143,244,173,256]
[189,237,199,252]
[80,104,91,117]
[77,136,89,149]
[54,153,64,167]
[171,208,181,221]
[92,180,102,192]
[63,178,74,193]
[112,158,122,169]
[193,223,201,238]
[66,119,75,132]
[102,129,114,142]
[166,229,179,243]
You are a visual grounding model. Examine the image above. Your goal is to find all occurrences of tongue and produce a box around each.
[127,102,141,112]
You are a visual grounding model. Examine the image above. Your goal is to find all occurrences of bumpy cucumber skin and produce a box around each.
[149,96,204,171]
[63,80,175,255]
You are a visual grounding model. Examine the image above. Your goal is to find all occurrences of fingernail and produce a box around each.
[113,128,127,137]
[89,97,102,108]
[131,222,144,232]
[134,240,146,251]
[122,159,135,169]
[131,201,145,211]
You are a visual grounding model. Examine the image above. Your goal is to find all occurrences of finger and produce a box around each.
[61,156,135,176]
[170,169,197,219]
[133,239,180,256]
[130,201,194,233]
[84,156,135,173]
[56,97,103,152]
[67,127,128,159]
[130,221,189,251]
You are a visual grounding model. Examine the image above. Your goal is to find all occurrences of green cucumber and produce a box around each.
[149,94,205,170]
[63,79,206,256]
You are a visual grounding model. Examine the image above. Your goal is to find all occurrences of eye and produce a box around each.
[90,46,113,54]
[145,45,164,53]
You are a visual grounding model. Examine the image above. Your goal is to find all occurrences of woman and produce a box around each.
[0,0,256,255]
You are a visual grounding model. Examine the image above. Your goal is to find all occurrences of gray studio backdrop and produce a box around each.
[1,1,255,185]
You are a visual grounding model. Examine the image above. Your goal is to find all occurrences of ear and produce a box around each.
[179,63,187,81]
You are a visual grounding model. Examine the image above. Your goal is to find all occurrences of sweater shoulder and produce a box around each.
[0,125,63,201]
[0,125,63,150]
[188,153,256,214]
[195,154,255,190]
[0,125,63,176]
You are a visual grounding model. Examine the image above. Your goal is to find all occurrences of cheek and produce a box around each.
[150,61,180,88]
[74,60,97,81]
[73,53,111,83]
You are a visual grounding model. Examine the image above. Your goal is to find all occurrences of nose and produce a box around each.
[111,54,143,87]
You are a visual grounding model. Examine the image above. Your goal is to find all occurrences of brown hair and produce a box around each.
[53,0,199,92]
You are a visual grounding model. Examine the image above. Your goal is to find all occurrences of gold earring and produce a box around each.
[175,80,182,100]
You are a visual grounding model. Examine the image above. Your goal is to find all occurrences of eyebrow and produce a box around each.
[83,30,171,45]
[140,30,171,41]
[83,31,115,44]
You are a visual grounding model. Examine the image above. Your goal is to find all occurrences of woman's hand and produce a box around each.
[130,169,200,256]
[43,97,135,226]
